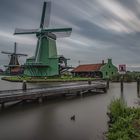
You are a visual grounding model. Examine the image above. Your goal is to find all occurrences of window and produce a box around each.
[109,65,110,68]
[112,72,113,75]
[106,72,108,75]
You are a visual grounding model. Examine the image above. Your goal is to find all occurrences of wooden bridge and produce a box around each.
[0,82,107,109]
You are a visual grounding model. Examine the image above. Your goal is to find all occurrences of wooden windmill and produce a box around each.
[1,42,27,74]
[14,1,72,77]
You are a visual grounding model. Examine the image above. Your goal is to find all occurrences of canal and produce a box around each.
[0,79,139,140]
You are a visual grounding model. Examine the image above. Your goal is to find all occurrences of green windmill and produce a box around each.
[14,1,72,77]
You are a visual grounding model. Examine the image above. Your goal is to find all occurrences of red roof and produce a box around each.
[72,64,104,72]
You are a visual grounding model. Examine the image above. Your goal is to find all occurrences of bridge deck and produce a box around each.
[0,82,107,106]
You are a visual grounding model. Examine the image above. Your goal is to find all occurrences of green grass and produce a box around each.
[1,76,96,83]
[107,99,140,140]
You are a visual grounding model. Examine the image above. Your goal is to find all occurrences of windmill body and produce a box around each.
[14,1,72,77]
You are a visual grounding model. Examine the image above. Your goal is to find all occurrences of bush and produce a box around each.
[107,99,140,140]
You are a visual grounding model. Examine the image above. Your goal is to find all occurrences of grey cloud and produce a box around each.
[0,0,140,70]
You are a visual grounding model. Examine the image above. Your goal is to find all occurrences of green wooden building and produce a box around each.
[100,59,118,79]
[72,59,118,79]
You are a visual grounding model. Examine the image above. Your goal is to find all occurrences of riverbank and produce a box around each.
[1,76,96,83]
[107,99,140,140]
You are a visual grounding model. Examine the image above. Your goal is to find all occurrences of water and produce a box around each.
[0,79,139,140]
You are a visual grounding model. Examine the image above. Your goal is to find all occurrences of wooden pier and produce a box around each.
[0,82,107,109]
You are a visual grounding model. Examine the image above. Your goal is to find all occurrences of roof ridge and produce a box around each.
[79,63,103,66]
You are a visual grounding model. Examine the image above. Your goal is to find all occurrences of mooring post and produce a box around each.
[137,77,140,96]
[22,80,27,91]
[106,78,109,89]
[88,79,91,85]
[120,76,124,92]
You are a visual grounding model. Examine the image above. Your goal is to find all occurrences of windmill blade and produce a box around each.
[1,51,13,55]
[53,31,72,38]
[16,53,28,56]
[14,42,17,54]
[40,1,51,28]
[44,1,51,28]
[43,28,72,38]
[14,28,38,35]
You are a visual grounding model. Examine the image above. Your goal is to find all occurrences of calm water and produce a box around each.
[0,78,139,140]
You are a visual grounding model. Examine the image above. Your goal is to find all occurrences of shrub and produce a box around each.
[107,99,140,140]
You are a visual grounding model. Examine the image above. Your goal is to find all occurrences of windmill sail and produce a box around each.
[1,51,13,55]
[43,28,72,38]
[52,30,72,38]
[40,1,51,29]
[16,53,28,56]
[14,43,16,54]
[44,1,51,28]
[14,28,38,35]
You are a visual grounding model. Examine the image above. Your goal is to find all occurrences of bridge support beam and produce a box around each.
[1,103,5,109]
[103,88,107,93]
[76,91,83,97]
[38,97,43,104]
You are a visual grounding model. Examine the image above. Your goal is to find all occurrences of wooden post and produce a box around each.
[22,80,27,91]
[88,80,91,85]
[106,78,109,89]
[137,77,140,97]
[120,76,124,92]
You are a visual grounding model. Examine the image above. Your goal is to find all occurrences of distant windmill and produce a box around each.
[14,1,72,77]
[1,42,27,74]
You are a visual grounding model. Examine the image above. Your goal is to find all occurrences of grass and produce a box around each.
[1,76,96,83]
[107,98,140,140]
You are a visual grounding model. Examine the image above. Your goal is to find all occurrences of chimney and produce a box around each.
[108,58,112,64]
[102,60,104,64]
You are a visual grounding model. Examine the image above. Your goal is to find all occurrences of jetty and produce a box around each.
[0,81,107,109]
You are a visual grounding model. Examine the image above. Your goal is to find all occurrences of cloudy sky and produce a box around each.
[0,0,140,71]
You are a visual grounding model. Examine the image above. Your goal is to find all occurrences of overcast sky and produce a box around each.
[0,0,140,71]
